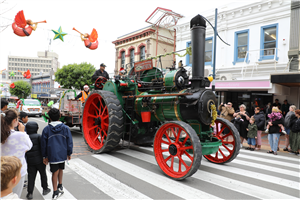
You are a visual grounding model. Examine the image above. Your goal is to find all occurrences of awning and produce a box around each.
[271,73,300,87]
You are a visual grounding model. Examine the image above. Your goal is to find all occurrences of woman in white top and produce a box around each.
[1,110,33,198]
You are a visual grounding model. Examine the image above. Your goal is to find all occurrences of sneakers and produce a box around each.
[265,129,269,133]
[26,193,33,200]
[250,148,255,151]
[283,147,289,151]
[52,190,63,200]
[58,184,64,193]
[281,130,287,134]
[43,188,51,195]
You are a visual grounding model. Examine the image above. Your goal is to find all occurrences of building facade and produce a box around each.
[7,51,60,81]
[175,0,299,114]
[112,25,175,75]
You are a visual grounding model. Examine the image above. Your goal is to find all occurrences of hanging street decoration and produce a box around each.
[9,71,15,77]
[73,28,98,50]
[18,69,32,79]
[10,83,15,89]
[12,10,46,37]
[52,26,67,42]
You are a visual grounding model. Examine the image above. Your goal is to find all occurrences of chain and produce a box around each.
[142,47,192,61]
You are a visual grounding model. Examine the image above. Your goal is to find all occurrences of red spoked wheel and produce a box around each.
[153,121,202,180]
[204,117,240,164]
[82,90,123,153]
[95,77,107,89]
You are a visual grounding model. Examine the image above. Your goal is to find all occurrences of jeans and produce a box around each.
[247,138,256,146]
[268,133,281,152]
[285,127,290,135]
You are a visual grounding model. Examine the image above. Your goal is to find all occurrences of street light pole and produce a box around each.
[212,8,218,92]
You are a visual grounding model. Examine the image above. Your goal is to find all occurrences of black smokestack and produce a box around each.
[190,15,207,89]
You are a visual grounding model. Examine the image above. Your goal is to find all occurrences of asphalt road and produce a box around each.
[21,116,299,200]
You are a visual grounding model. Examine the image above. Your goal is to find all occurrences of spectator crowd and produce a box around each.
[217,99,300,156]
[1,99,73,200]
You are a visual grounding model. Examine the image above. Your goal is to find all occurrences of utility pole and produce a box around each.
[212,8,218,92]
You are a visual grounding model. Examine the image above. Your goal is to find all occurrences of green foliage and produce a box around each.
[9,80,32,99]
[55,62,96,90]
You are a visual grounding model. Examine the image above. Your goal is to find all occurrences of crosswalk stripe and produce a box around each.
[139,145,300,177]
[118,149,298,199]
[92,154,222,200]
[67,158,152,200]
[35,166,77,200]
[239,149,300,162]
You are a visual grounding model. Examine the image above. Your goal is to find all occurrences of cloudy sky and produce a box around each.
[0,0,256,74]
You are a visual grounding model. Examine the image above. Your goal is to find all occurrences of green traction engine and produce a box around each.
[82,15,240,180]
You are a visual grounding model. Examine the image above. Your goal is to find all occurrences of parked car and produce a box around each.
[7,102,16,109]
[21,99,42,117]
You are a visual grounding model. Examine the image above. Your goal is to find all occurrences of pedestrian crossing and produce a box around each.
[21,146,300,200]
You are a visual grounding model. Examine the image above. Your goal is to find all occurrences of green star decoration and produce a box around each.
[52,26,67,42]
[9,71,15,77]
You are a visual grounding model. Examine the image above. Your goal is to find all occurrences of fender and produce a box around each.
[12,22,33,37]
[84,39,98,50]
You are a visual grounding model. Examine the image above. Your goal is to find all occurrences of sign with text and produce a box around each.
[134,60,153,72]
[31,94,37,98]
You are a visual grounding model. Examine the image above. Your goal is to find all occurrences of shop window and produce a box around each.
[130,49,135,68]
[259,24,278,61]
[233,30,249,65]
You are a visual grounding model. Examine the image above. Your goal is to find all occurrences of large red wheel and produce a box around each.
[204,117,240,163]
[95,77,107,89]
[153,121,202,180]
[82,90,123,153]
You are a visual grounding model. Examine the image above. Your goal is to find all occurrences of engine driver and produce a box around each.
[92,63,110,82]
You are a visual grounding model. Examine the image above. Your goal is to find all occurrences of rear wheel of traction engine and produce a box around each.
[153,121,202,180]
[204,117,240,164]
[82,90,123,153]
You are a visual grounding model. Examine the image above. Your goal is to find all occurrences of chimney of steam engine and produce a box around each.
[190,15,211,89]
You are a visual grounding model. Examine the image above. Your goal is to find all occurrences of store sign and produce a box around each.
[211,81,271,88]
[31,94,37,98]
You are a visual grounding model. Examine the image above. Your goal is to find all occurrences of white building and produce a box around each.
[7,51,60,81]
[175,0,299,114]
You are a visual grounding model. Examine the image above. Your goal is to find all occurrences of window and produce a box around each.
[130,49,135,68]
[186,38,213,67]
[260,24,278,60]
[205,38,213,65]
[140,46,145,61]
[2,74,5,79]
[120,51,125,68]
[233,30,249,65]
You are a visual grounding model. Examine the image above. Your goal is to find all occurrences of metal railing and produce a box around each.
[241,48,279,78]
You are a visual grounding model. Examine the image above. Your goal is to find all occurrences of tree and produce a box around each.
[55,62,96,90]
[9,80,32,99]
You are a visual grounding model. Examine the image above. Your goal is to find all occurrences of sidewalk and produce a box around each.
[242,132,289,153]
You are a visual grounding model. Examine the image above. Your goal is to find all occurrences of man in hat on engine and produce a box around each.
[92,63,110,82]
[73,85,90,104]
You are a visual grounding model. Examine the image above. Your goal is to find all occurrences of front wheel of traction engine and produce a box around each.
[204,117,240,164]
[153,121,202,180]
[82,90,123,153]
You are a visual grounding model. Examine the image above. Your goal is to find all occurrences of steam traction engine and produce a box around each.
[82,15,240,180]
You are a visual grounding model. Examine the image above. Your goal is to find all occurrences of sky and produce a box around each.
[0,0,259,74]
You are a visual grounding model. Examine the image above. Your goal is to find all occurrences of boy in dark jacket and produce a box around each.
[41,108,73,200]
[246,117,258,151]
[25,121,51,199]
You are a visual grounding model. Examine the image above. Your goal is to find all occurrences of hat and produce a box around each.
[100,63,106,67]
[84,85,89,88]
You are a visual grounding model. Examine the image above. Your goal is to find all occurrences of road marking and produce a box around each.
[67,158,151,200]
[92,154,221,200]
[35,166,77,200]
[118,149,298,199]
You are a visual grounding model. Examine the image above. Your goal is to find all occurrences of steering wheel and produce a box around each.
[95,77,107,89]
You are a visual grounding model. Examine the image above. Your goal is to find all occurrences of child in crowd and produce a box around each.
[41,108,73,200]
[1,156,22,199]
[246,117,258,151]
[231,114,244,133]
[265,107,286,134]
[25,121,51,199]
[15,111,28,131]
